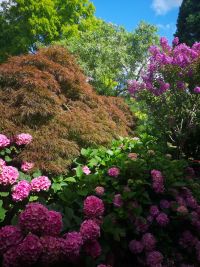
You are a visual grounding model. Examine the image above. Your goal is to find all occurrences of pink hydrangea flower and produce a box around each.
[128,153,138,160]
[82,166,91,175]
[0,158,6,169]
[142,233,156,251]
[146,251,163,267]
[177,205,188,215]
[0,134,10,148]
[16,234,43,266]
[44,210,63,236]
[63,231,83,257]
[113,194,123,207]
[80,219,100,241]
[21,162,34,172]
[3,247,19,267]
[95,186,105,196]
[40,236,65,265]
[150,205,159,217]
[83,195,104,218]
[129,240,144,254]
[107,167,120,177]
[31,176,51,192]
[84,239,101,259]
[0,165,19,186]
[151,169,164,193]
[15,133,32,145]
[156,212,169,226]
[19,202,49,235]
[12,180,31,202]
[0,226,23,255]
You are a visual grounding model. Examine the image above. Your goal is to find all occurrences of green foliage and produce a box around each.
[58,21,158,95]
[0,0,95,61]
[176,0,200,45]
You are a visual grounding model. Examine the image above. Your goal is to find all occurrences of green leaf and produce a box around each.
[0,200,6,222]
[75,166,83,178]
[64,177,76,183]
[0,192,9,197]
[32,170,42,178]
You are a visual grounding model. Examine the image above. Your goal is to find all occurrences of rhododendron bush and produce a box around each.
[0,133,51,226]
[129,37,200,159]
[52,136,200,266]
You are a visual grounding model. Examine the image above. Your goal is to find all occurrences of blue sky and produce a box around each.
[91,0,182,43]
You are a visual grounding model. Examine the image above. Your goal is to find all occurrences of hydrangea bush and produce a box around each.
[128,37,200,159]
[53,136,200,266]
[0,198,106,267]
[0,133,51,226]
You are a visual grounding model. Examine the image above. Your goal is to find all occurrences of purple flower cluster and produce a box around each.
[83,195,104,218]
[107,167,120,177]
[151,169,164,193]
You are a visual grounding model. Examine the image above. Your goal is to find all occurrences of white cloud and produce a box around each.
[152,0,182,15]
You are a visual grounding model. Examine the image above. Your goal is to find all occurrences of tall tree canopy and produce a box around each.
[0,0,96,61]
[59,21,158,96]
[176,0,200,46]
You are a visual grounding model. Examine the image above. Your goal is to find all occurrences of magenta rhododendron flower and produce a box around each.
[12,180,31,202]
[0,134,10,148]
[95,186,105,196]
[0,226,23,255]
[44,210,63,236]
[113,194,123,207]
[0,166,19,186]
[21,162,34,172]
[82,166,91,175]
[31,176,51,192]
[107,167,120,177]
[15,133,32,145]
[83,195,104,218]
[84,239,101,259]
[129,240,144,254]
[80,219,100,241]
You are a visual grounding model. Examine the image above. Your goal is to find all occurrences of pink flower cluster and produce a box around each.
[151,169,164,193]
[107,167,120,177]
[83,195,104,218]
[15,133,32,145]
[30,176,51,192]
[0,134,10,149]
[0,166,19,186]
[21,162,34,172]
[0,199,105,266]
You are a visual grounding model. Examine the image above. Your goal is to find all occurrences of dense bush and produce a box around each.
[48,135,200,266]
[129,37,200,159]
[0,46,135,174]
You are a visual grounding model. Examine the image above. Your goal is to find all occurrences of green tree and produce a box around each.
[0,0,95,61]
[176,0,200,46]
[59,21,158,96]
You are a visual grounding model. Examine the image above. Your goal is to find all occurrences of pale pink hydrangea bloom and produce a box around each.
[21,162,34,172]
[15,133,32,145]
[95,186,105,196]
[82,166,91,175]
[31,176,51,192]
[0,134,10,148]
[0,166,19,185]
[12,180,31,202]
[0,158,6,169]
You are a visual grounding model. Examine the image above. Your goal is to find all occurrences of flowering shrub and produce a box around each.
[53,136,200,266]
[0,198,105,267]
[128,37,200,159]
[0,133,51,226]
